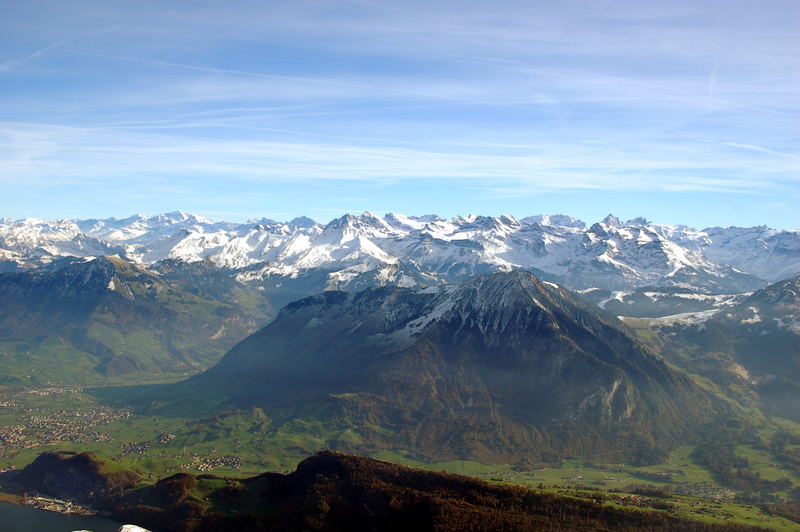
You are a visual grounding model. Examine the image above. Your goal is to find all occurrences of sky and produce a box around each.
[0,0,798,228]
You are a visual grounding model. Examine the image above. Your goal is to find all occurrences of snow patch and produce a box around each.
[740,306,762,324]
[401,297,455,336]
[648,309,720,325]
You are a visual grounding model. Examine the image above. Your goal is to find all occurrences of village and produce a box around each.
[673,482,737,502]
[0,386,756,499]
[179,454,242,472]
[22,491,96,516]
[120,435,244,472]
[0,385,131,457]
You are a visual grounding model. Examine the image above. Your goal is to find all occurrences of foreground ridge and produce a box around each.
[12,450,770,532]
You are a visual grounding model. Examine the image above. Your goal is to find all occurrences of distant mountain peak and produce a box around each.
[289,216,317,228]
[1,212,796,289]
[521,214,586,228]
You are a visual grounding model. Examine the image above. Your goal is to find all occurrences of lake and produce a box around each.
[0,501,126,532]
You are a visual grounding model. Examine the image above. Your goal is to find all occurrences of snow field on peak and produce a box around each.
[1,212,798,292]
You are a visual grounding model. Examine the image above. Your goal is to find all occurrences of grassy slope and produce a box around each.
[0,261,271,385]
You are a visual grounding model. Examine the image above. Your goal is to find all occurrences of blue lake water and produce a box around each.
[0,501,125,532]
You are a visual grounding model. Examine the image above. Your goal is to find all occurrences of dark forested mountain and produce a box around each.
[16,450,767,532]
[171,271,724,464]
[659,275,800,421]
[705,275,800,379]
[0,256,270,384]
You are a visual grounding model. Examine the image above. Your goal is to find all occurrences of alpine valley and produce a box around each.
[1,212,800,531]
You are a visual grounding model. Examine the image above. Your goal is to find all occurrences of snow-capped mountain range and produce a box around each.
[1,211,798,293]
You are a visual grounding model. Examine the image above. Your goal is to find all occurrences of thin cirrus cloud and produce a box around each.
[1,122,792,191]
[0,0,797,226]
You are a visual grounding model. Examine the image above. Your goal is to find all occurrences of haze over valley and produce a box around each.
[0,210,799,530]
[2,0,799,529]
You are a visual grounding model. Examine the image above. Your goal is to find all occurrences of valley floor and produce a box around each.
[1,384,799,530]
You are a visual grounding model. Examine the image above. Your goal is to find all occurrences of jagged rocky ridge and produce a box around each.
[2,211,798,293]
[174,271,725,464]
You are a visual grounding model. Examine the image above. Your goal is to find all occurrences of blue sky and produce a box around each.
[0,0,798,228]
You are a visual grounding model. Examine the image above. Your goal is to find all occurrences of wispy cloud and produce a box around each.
[0,26,117,72]
[718,142,793,157]
[0,0,797,227]
[1,121,795,195]
[0,38,68,71]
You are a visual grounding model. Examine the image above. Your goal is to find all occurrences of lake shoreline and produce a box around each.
[0,500,124,532]
[0,491,24,505]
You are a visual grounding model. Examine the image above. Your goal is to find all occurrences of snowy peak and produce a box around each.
[248,217,278,227]
[324,212,398,238]
[444,270,555,313]
[289,216,318,228]
[521,213,586,228]
[699,226,800,282]
[399,271,612,344]
[384,212,442,231]
[601,214,622,228]
[1,212,797,293]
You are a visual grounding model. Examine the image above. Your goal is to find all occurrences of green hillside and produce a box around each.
[0,256,271,385]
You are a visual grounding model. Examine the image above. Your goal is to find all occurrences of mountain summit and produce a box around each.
[178,271,719,464]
